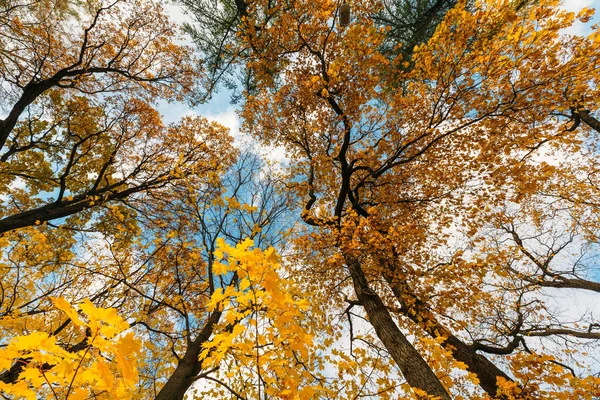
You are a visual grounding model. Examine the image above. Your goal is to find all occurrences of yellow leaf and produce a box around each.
[206,288,226,311]
[51,297,85,327]
[264,247,279,264]
[11,332,53,351]
[20,367,45,387]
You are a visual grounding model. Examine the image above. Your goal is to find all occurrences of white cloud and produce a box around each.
[164,0,192,26]
[562,0,596,10]
[187,107,290,164]
[560,0,598,36]
[202,107,241,140]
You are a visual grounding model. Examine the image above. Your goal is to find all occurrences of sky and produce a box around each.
[561,0,599,35]
[158,2,243,139]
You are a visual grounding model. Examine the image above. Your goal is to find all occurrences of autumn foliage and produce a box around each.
[2,0,600,399]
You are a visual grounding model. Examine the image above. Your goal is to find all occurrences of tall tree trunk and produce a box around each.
[154,310,222,400]
[345,256,451,400]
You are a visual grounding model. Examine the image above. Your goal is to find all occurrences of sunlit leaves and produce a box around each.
[3,0,600,397]
[0,298,141,399]
[198,239,326,398]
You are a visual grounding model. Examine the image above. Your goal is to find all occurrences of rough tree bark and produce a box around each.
[382,272,512,398]
[345,256,452,400]
[154,311,222,400]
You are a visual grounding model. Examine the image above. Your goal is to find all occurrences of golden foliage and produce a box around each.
[2,0,600,398]
[0,298,141,399]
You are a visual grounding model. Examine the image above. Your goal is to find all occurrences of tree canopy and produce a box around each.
[1,0,600,399]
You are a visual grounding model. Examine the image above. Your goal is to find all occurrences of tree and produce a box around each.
[374,0,458,68]
[0,0,217,232]
[132,150,310,400]
[180,0,600,397]
[0,0,231,397]
[0,0,325,398]
[4,0,600,398]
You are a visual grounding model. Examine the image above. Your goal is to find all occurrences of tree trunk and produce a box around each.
[578,109,600,133]
[154,311,222,400]
[345,256,451,400]
[383,274,512,398]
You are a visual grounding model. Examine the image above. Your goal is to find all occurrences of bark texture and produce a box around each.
[155,311,222,400]
[345,256,451,400]
[384,274,512,398]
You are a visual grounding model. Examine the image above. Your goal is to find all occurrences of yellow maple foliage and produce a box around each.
[196,238,328,399]
[0,298,141,399]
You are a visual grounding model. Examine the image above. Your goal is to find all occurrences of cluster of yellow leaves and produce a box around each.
[199,238,329,399]
[0,298,141,400]
[0,0,201,101]
[493,352,600,399]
